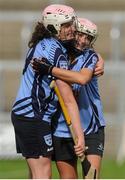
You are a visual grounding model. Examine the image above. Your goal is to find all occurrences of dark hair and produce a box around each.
[28,22,52,48]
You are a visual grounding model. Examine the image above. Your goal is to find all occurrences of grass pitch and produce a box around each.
[0,158,125,179]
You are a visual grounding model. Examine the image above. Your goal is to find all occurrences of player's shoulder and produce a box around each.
[41,38,66,53]
[84,47,96,54]
[42,38,62,48]
[83,48,98,59]
[36,38,54,49]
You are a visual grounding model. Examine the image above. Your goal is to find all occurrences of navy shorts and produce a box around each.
[52,127,105,161]
[11,112,53,158]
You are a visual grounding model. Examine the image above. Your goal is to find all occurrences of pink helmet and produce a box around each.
[77,18,98,44]
[42,4,76,34]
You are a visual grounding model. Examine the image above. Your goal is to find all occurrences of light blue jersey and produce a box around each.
[12,38,69,123]
[53,48,105,137]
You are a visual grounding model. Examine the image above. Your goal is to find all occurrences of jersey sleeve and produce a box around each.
[83,53,98,71]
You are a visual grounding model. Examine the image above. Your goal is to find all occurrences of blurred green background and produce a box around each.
[0,159,125,179]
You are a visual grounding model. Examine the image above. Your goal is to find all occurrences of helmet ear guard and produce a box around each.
[77,18,98,45]
[47,24,58,34]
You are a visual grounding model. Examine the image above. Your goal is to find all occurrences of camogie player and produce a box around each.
[31,18,105,179]
[11,5,85,179]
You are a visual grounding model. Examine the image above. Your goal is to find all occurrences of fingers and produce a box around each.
[39,57,48,63]
[94,68,104,77]
[75,148,84,157]
[30,58,40,72]
[94,62,104,76]
[31,57,45,65]
[94,53,104,77]
[74,144,88,158]
[74,145,84,157]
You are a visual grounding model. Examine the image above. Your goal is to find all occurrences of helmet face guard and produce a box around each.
[77,18,98,45]
[42,4,77,37]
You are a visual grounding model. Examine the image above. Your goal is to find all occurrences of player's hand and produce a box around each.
[30,58,41,73]
[30,58,54,75]
[74,136,85,157]
[94,53,104,77]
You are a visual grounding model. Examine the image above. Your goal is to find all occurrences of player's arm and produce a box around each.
[30,53,100,85]
[55,79,85,155]
[52,67,93,85]
[31,58,93,85]
[52,48,85,155]
[51,53,104,82]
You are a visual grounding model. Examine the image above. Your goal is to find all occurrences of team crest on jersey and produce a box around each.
[44,134,52,146]
[59,60,68,69]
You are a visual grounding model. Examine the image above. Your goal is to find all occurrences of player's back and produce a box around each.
[12,38,68,123]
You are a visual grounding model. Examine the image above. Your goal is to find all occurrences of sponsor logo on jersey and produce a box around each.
[97,143,104,152]
[47,147,53,152]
